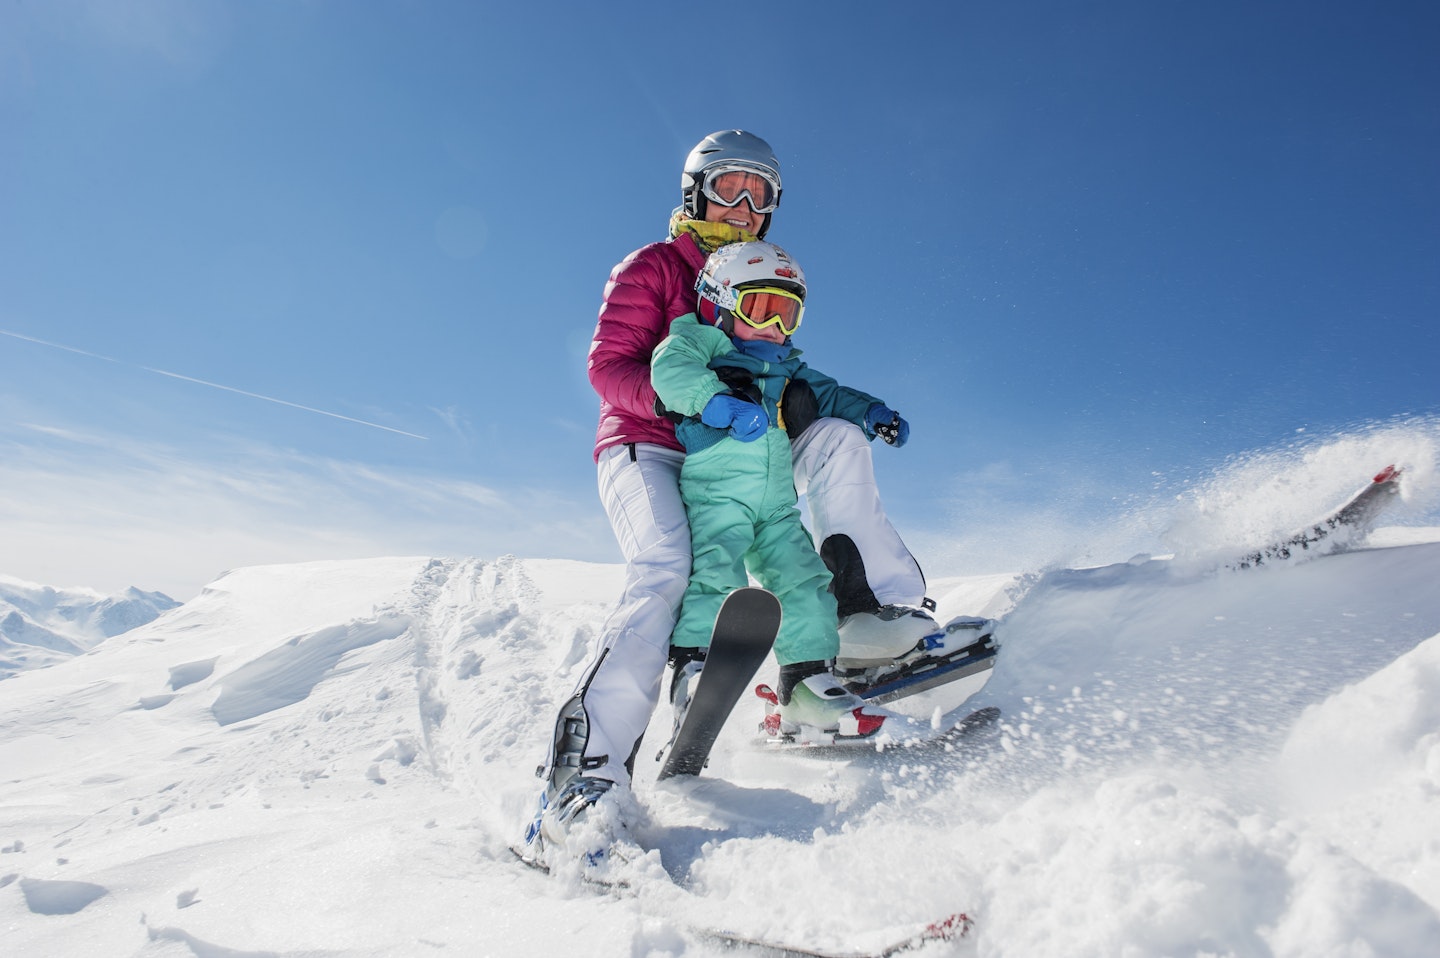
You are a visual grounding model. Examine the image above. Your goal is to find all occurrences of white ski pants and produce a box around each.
[791,418,927,612]
[551,419,924,788]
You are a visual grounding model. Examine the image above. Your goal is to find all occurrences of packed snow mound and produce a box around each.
[0,574,179,677]
[2,532,1439,956]
[1277,629,1440,911]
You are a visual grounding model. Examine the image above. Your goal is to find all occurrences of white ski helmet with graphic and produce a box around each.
[681,130,782,238]
[695,241,805,334]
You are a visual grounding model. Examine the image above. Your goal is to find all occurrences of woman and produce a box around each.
[526,131,939,863]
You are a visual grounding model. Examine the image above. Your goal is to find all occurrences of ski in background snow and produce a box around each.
[700,910,972,958]
[1232,464,1403,568]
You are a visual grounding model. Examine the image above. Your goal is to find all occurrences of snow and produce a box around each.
[4,454,1440,956]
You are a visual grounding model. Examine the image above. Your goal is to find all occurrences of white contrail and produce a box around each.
[0,328,428,440]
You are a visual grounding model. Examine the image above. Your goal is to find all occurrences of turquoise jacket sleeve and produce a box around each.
[651,313,734,418]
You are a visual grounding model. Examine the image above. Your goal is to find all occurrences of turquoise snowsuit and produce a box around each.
[651,313,884,666]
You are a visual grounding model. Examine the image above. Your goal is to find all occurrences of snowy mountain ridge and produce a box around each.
[0,574,178,678]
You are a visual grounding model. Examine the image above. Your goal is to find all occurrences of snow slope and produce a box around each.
[3,465,1440,956]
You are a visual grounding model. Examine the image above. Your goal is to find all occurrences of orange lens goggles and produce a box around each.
[733,286,804,336]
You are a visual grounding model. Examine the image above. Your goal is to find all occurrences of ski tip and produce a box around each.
[510,844,548,873]
[925,912,975,942]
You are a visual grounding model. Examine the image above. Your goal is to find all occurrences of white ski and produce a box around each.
[698,911,973,957]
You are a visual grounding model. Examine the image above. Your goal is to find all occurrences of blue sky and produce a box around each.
[2,1,1437,599]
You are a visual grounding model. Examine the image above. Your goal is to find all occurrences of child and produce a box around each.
[651,241,913,742]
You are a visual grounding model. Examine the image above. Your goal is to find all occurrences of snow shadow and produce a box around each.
[210,614,410,726]
[644,778,835,880]
[19,877,108,915]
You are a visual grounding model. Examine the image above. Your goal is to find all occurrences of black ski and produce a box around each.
[658,587,782,780]
[1235,464,1403,568]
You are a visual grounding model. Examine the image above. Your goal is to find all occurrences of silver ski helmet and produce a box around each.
[695,240,806,337]
[681,130,782,238]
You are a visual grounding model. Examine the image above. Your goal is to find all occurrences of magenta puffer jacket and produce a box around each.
[589,232,709,460]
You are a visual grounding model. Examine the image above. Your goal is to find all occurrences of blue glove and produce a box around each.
[865,404,909,447]
[702,393,767,442]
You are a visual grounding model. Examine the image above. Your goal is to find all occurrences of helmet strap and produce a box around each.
[697,299,735,335]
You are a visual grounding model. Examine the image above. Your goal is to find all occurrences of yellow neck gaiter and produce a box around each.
[669,208,759,253]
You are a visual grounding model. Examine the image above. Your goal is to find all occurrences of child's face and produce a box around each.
[731,316,788,345]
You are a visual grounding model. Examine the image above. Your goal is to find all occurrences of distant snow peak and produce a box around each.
[0,574,179,678]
